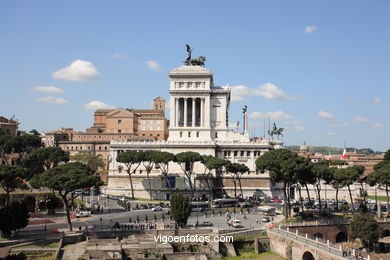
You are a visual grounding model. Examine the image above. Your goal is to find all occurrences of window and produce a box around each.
[224,151,227,156]
[104,146,107,151]
[98,146,101,151]
[180,132,183,138]
[118,129,122,133]
[240,151,244,157]
[67,146,69,150]
[150,134,153,136]
[71,146,73,150]
[247,151,251,156]
[196,132,199,138]
[188,132,191,137]
[118,120,122,124]
[215,132,218,138]
[142,134,145,136]
[234,151,238,156]
[157,134,160,137]
[88,146,90,150]
[118,166,123,173]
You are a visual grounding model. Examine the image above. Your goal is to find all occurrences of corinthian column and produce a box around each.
[192,98,196,127]
[184,98,188,127]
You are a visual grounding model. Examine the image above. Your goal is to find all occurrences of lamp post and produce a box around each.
[44,195,48,231]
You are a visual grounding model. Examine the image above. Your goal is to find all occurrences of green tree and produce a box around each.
[3,135,42,163]
[384,149,390,161]
[289,156,313,212]
[0,201,29,238]
[116,151,142,199]
[256,149,298,219]
[175,152,203,197]
[22,147,69,177]
[0,165,27,206]
[29,129,40,136]
[170,194,191,228]
[30,162,102,231]
[0,133,12,165]
[153,151,175,197]
[139,150,160,200]
[368,163,390,216]
[311,163,333,212]
[351,213,382,251]
[70,153,105,172]
[226,163,248,199]
[332,168,345,211]
[338,166,363,213]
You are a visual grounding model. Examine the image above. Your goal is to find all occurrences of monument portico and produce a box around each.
[168,65,230,141]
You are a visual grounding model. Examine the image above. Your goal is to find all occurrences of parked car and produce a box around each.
[262,216,270,222]
[198,221,213,227]
[76,210,91,218]
[151,206,162,211]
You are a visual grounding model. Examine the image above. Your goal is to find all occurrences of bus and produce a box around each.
[190,202,210,212]
[258,206,276,216]
[212,199,239,208]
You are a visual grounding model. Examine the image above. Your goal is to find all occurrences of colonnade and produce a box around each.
[173,97,206,127]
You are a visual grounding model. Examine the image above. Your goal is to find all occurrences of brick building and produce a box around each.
[42,97,168,183]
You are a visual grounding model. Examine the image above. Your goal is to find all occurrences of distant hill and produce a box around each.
[286,145,382,155]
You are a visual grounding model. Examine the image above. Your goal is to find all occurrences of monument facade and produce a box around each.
[107,50,284,200]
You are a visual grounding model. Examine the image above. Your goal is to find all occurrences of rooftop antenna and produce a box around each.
[263,118,266,138]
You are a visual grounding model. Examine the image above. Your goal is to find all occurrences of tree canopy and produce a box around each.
[3,135,42,161]
[70,153,104,171]
[30,162,102,231]
[175,151,202,197]
[0,165,27,206]
[351,213,382,251]
[22,147,69,176]
[170,194,191,228]
[0,201,29,238]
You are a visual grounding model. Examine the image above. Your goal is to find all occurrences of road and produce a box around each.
[21,199,281,233]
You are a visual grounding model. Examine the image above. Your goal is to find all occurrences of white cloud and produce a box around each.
[249,122,263,129]
[285,121,305,131]
[353,116,369,123]
[369,123,384,128]
[37,96,68,104]
[328,132,336,136]
[250,111,291,121]
[84,101,116,110]
[353,116,383,128]
[304,25,317,34]
[372,97,383,104]
[52,59,100,82]
[285,121,301,125]
[31,86,64,94]
[329,122,351,128]
[111,53,126,59]
[293,125,306,131]
[230,83,296,103]
[318,111,335,120]
[146,60,162,71]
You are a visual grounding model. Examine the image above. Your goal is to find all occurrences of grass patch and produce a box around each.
[221,251,284,259]
[15,241,59,249]
[367,196,389,202]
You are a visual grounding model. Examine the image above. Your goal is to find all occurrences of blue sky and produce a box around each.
[0,1,389,151]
